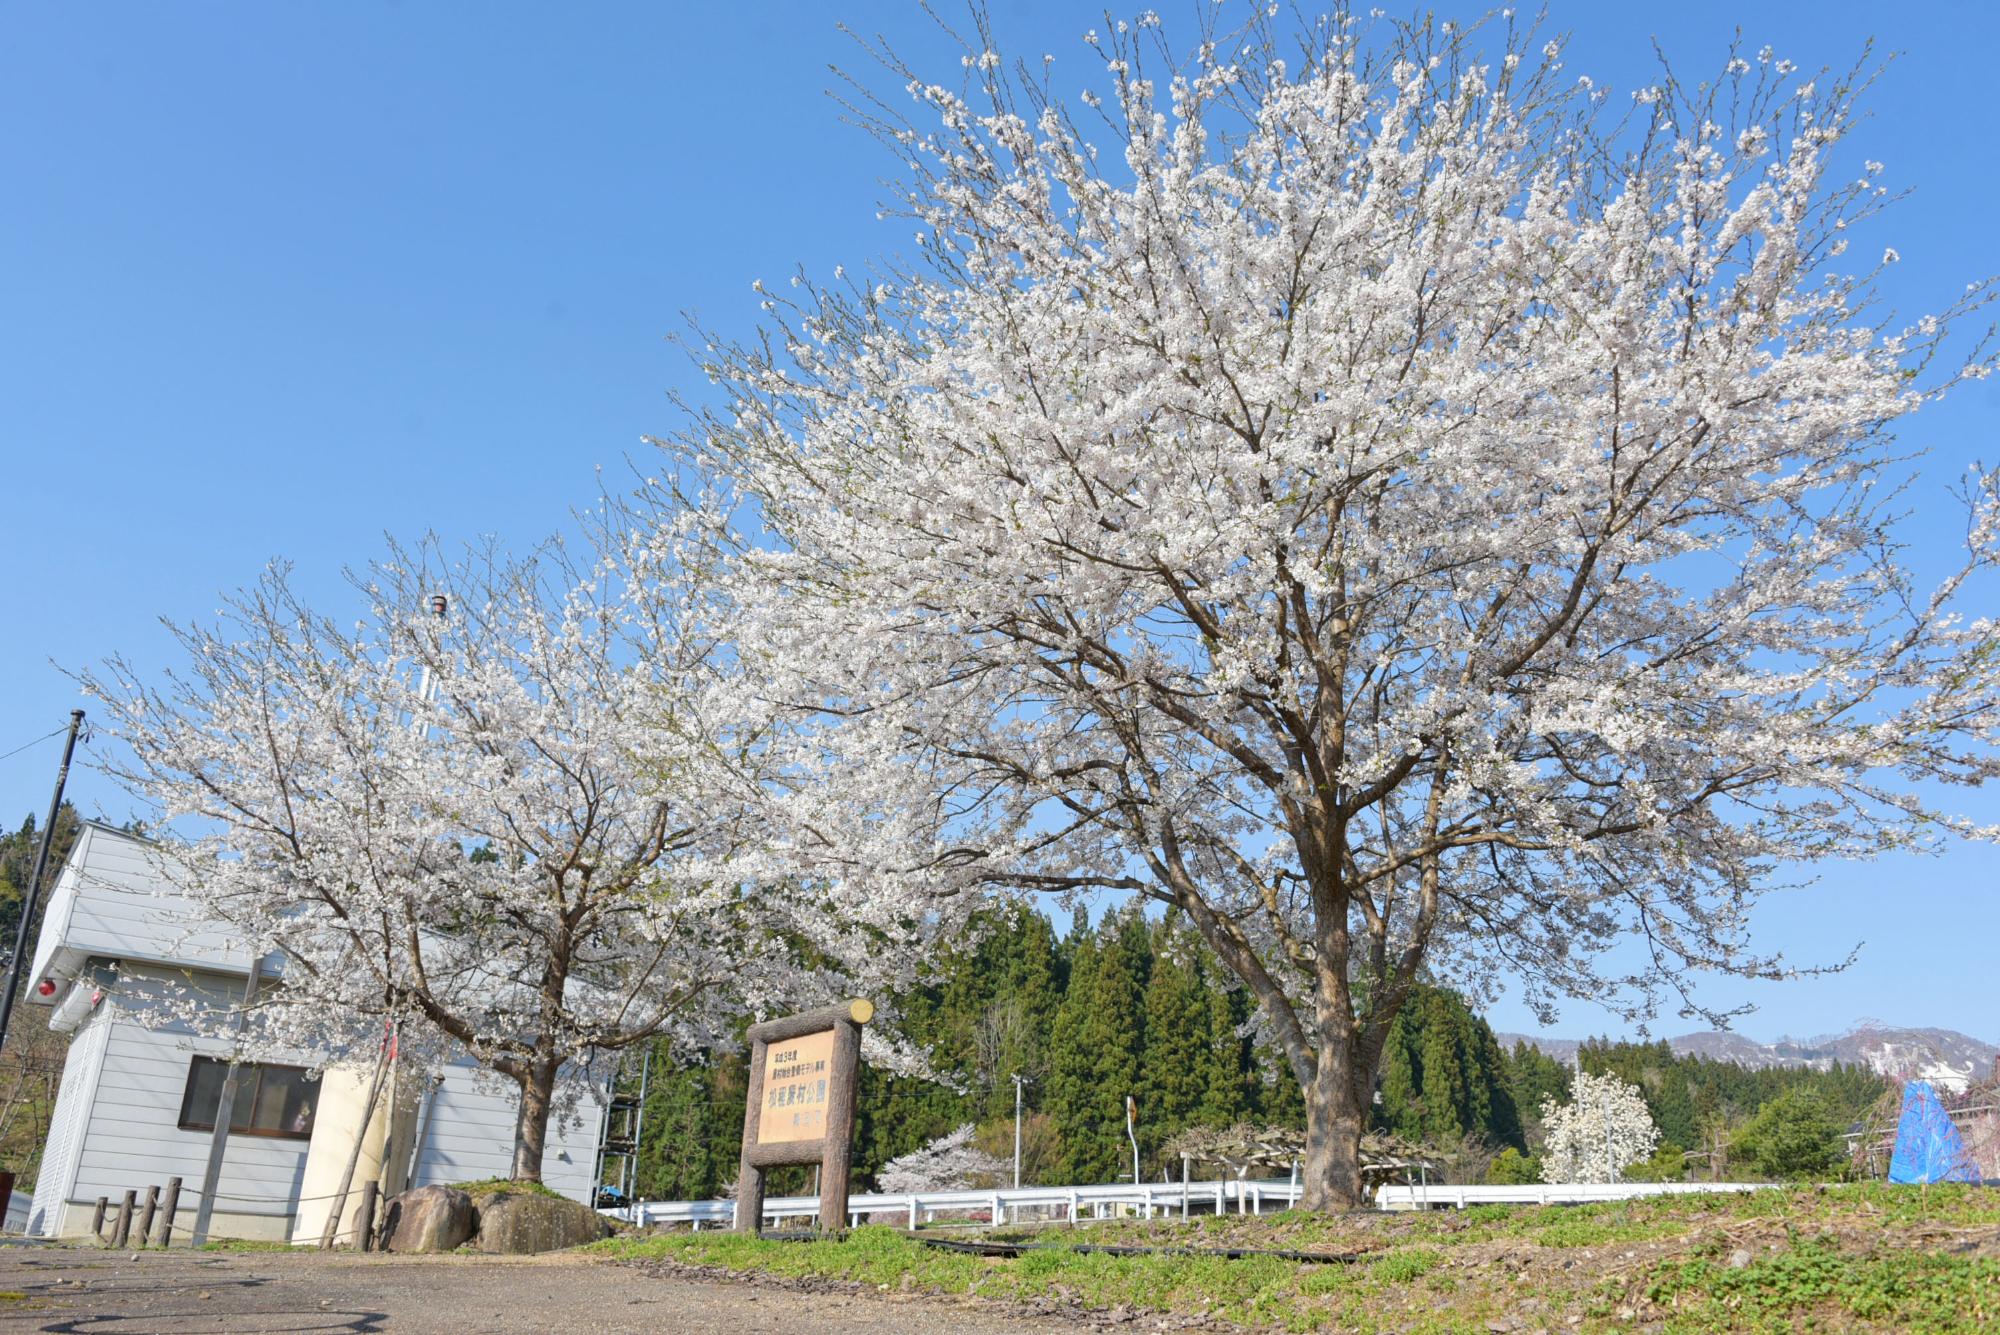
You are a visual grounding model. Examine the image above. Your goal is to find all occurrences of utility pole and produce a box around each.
[191,958,260,1247]
[0,710,85,1054]
[1010,1074,1031,1189]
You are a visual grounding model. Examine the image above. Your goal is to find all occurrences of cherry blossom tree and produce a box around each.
[80,528,948,1182]
[1540,1071,1659,1184]
[666,6,2000,1208]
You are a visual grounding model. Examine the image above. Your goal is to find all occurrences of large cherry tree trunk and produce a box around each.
[1297,968,1377,1211]
[510,1056,560,1183]
[1301,1069,1371,1211]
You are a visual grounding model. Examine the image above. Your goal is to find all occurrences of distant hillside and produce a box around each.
[1496,1024,1999,1093]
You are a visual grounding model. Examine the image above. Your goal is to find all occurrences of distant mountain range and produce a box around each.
[1495,1024,2000,1094]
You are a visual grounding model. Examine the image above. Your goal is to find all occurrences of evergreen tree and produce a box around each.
[1253,1036,1309,1130]
[1471,1023,1525,1151]
[1734,1087,1846,1180]
[625,1043,751,1200]
[1506,1040,1574,1135]
[1369,985,1524,1150]
[1376,1012,1424,1141]
[1046,912,1147,1181]
[1139,916,1232,1160]
[971,904,1062,1124]
[1417,992,1474,1142]
[1198,969,1255,1129]
[632,1057,717,1201]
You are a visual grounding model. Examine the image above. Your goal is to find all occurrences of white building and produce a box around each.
[23,821,605,1241]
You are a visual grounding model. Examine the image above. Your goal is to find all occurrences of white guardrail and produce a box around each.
[602,1176,1781,1229]
[1374,1181,1775,1211]
[608,1177,1304,1230]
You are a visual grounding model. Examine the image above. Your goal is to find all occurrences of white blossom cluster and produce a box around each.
[81,525,970,1175]
[876,1123,1009,1193]
[1540,1071,1661,1184]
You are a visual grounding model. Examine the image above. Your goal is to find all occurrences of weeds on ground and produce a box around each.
[446,1178,565,1198]
[1644,1235,2000,1333]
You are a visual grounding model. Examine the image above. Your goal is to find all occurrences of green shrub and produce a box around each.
[1732,1089,1844,1180]
[1621,1142,1690,1183]
[1486,1147,1541,1184]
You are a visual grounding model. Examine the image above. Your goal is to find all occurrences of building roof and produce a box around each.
[29,822,274,1005]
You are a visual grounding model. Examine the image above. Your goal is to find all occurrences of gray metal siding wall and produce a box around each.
[28,1005,111,1236]
[409,1063,603,1202]
[67,1013,311,1228]
[61,966,315,1231]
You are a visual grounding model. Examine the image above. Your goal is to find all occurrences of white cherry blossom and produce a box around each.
[665,10,1999,1209]
[82,523,958,1181]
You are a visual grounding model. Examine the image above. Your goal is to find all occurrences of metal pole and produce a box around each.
[0,711,84,1052]
[628,1045,652,1208]
[1011,1074,1027,1189]
[192,958,262,1246]
[1125,1095,1140,1188]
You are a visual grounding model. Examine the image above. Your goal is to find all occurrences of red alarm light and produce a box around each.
[35,979,55,997]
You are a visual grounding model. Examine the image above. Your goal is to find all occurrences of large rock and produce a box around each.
[469,1189,610,1254]
[379,1185,476,1253]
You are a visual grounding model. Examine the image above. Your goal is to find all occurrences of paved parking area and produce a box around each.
[0,1246,1082,1333]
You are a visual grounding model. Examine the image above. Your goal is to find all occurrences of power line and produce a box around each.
[0,726,68,766]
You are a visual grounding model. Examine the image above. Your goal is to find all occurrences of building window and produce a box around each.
[177,1057,320,1140]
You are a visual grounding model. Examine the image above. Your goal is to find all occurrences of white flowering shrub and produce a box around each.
[877,1123,1009,1194]
[1540,1072,1661,1184]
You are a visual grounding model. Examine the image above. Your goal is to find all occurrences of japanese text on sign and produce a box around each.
[755,1027,836,1145]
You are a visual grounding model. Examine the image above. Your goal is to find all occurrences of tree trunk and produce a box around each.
[510,1062,558,1183]
[1299,1046,1370,1211]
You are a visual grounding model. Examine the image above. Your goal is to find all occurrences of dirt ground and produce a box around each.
[0,1244,1087,1334]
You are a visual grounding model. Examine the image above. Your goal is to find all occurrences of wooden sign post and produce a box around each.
[734,998,872,1234]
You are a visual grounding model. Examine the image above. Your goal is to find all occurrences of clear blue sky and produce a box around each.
[4,2,1995,1046]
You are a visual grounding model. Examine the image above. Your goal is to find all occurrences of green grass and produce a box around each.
[590,1186,2000,1333]
[197,1238,301,1252]
[593,1227,1333,1329]
[1367,1246,1443,1282]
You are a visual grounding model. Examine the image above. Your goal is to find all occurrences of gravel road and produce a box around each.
[0,1245,1092,1334]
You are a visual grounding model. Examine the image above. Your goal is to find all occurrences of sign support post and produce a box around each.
[734,998,872,1235]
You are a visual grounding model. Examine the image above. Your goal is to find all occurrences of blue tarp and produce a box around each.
[1887,1080,1983,1184]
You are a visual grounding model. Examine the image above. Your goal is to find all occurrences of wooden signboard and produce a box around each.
[734,998,872,1233]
